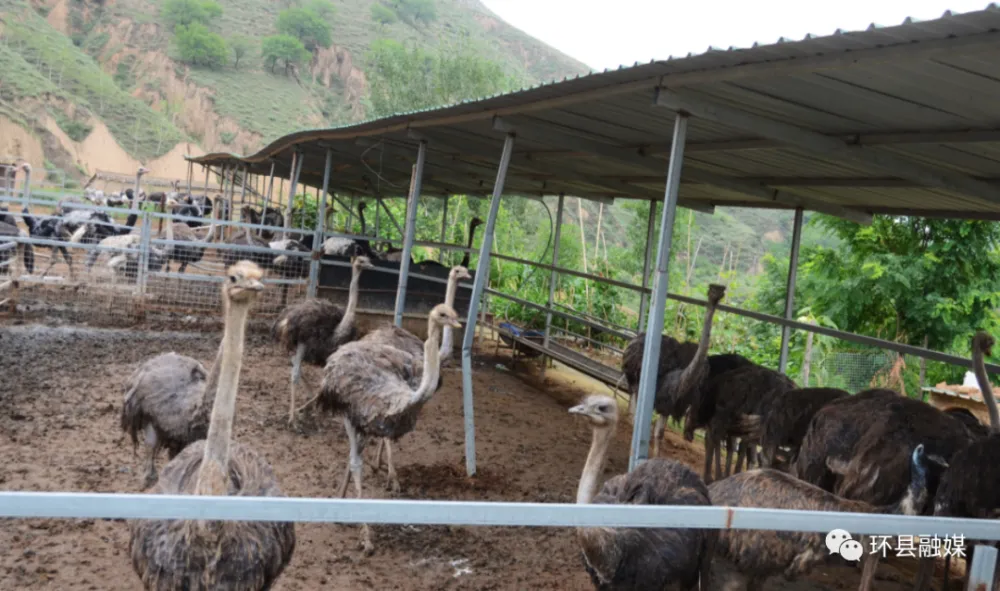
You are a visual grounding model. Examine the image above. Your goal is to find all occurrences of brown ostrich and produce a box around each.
[648,284,727,455]
[318,303,462,554]
[459,217,483,268]
[742,387,849,470]
[943,406,990,439]
[569,394,715,591]
[919,332,1000,591]
[621,333,691,415]
[120,255,243,487]
[127,260,295,590]
[272,255,375,426]
[708,444,931,591]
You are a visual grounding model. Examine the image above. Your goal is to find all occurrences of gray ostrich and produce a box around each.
[120,253,241,487]
[271,255,375,426]
[569,394,715,591]
[708,444,931,591]
[317,303,461,554]
[128,260,295,590]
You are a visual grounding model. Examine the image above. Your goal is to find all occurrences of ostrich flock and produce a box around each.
[2,163,997,591]
[0,164,485,296]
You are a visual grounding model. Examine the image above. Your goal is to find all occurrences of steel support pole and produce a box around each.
[308,150,333,299]
[630,114,688,471]
[638,200,657,330]
[239,165,248,213]
[185,161,193,195]
[283,151,302,239]
[347,194,356,231]
[967,545,997,591]
[266,161,276,208]
[203,165,210,197]
[439,196,449,263]
[136,213,152,303]
[541,193,566,379]
[778,207,804,374]
[393,141,428,326]
[462,132,516,477]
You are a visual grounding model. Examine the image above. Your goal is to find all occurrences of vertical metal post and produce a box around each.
[630,114,688,471]
[136,213,152,301]
[347,194,356,232]
[439,195,450,263]
[638,200,656,330]
[462,132,516,477]
[375,196,381,237]
[967,545,997,591]
[393,141,428,327]
[778,207,804,374]
[239,165,248,213]
[202,165,210,197]
[308,150,333,299]
[266,161,276,208]
[283,151,302,239]
[541,193,566,379]
[185,161,193,195]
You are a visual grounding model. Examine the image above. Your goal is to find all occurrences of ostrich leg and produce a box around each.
[652,416,664,456]
[288,344,306,426]
[141,427,160,489]
[383,440,400,494]
[342,418,374,554]
[857,539,879,591]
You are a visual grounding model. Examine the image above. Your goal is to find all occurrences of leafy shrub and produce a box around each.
[276,7,331,50]
[160,0,223,29]
[173,22,228,68]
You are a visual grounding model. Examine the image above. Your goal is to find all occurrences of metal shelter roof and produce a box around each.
[189,4,1000,221]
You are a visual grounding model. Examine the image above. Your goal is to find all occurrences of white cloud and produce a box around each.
[480,0,991,72]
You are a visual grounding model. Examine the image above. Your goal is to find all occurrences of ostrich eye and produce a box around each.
[598,405,609,412]
[229,275,237,283]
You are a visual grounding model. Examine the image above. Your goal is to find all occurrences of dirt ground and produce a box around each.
[0,323,943,590]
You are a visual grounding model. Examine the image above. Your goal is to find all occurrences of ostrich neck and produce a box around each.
[195,298,251,496]
[577,425,614,504]
[21,171,31,208]
[413,323,443,404]
[358,207,366,233]
[676,299,719,394]
[131,174,141,211]
[439,274,460,359]
[334,267,362,342]
[461,222,478,267]
[973,342,1000,432]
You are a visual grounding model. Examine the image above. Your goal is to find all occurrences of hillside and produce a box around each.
[0,0,590,178]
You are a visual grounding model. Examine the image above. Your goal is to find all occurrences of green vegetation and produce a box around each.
[53,110,93,142]
[173,22,228,68]
[261,34,311,74]
[276,6,331,50]
[391,0,437,25]
[228,35,254,69]
[365,38,522,117]
[160,0,223,29]
[220,130,236,144]
[370,3,398,27]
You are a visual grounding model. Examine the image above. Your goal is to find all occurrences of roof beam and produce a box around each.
[654,87,1000,208]
[499,115,871,224]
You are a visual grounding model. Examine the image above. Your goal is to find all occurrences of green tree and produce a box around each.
[276,7,331,51]
[160,0,222,29]
[365,39,520,117]
[228,35,254,69]
[394,0,436,24]
[305,0,336,21]
[261,34,310,74]
[173,22,228,68]
[370,3,398,27]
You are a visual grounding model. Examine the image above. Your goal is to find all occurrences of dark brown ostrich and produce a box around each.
[569,394,715,591]
[919,332,1000,591]
[743,387,849,470]
[127,261,295,590]
[708,444,931,591]
[272,255,374,426]
[318,303,461,554]
[621,333,689,415]
[685,364,796,483]
[459,217,483,268]
[649,284,727,456]
[943,406,990,439]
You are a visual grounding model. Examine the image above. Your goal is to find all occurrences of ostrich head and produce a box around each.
[137,166,149,177]
[569,394,619,428]
[450,265,472,281]
[470,217,483,228]
[706,283,726,305]
[20,163,32,174]
[352,255,375,271]
[429,303,462,329]
[973,331,995,357]
[224,260,265,304]
[358,201,367,212]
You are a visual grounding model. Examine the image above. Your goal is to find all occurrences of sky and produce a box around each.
[479,0,991,71]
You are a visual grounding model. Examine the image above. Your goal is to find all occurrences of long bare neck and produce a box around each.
[358,206,366,233]
[973,341,1000,432]
[677,299,719,393]
[413,323,443,404]
[131,175,142,211]
[577,424,615,504]
[195,296,251,496]
[439,275,460,359]
[21,172,31,207]
[461,222,477,267]
[334,267,362,342]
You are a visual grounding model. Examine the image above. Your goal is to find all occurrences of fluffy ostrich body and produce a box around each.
[708,446,930,591]
[743,387,849,470]
[570,394,715,591]
[318,303,461,553]
[272,256,374,425]
[686,364,796,483]
[0,217,34,276]
[128,261,295,590]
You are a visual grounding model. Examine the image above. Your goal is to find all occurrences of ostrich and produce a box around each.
[128,167,150,210]
[160,199,218,274]
[0,215,35,276]
[943,406,990,439]
[272,255,375,426]
[648,284,726,456]
[569,394,715,591]
[239,204,284,240]
[740,387,849,470]
[918,332,1000,591]
[708,444,932,591]
[312,202,380,259]
[318,303,461,553]
[458,217,483,268]
[128,260,295,590]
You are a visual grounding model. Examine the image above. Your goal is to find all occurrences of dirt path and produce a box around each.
[0,324,937,590]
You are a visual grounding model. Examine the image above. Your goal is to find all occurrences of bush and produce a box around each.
[261,34,310,74]
[220,130,236,144]
[228,35,254,69]
[276,7,331,50]
[394,0,436,24]
[160,0,223,29]
[55,113,93,142]
[370,3,398,26]
[174,22,228,68]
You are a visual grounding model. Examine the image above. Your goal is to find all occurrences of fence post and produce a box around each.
[393,141,428,327]
[541,193,566,378]
[136,212,152,316]
[967,545,997,591]
[308,149,333,299]
[778,207,804,374]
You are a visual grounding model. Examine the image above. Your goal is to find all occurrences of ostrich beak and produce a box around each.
[926,454,950,469]
[446,318,462,329]
[568,404,585,415]
[248,280,265,292]
[273,255,288,266]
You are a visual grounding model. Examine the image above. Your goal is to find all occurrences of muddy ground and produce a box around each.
[0,323,947,590]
